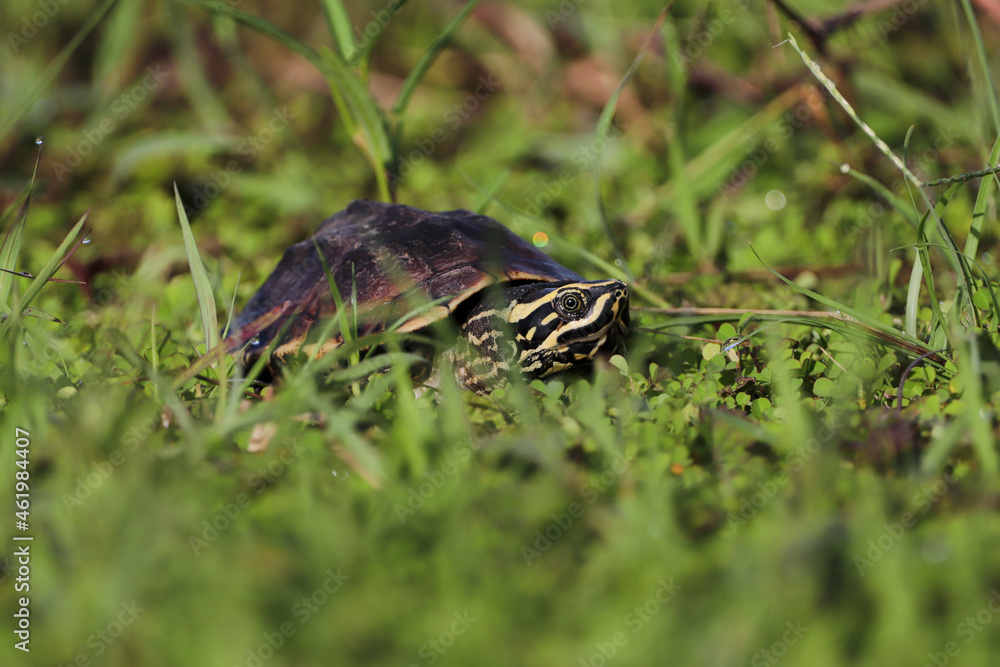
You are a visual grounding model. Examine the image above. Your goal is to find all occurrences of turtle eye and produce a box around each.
[556,290,588,318]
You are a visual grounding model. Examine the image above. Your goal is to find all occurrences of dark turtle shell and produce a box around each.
[230,199,582,364]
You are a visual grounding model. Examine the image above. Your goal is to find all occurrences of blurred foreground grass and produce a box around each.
[2,1,1000,665]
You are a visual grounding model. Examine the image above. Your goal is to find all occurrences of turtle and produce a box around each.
[228,199,630,394]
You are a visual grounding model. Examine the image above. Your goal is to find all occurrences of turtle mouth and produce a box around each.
[570,289,629,347]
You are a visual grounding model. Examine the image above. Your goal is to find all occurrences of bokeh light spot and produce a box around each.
[765,190,786,210]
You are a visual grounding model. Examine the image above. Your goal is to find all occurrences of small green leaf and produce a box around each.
[609,354,629,376]
[973,287,991,310]
[751,397,772,419]
[812,377,836,397]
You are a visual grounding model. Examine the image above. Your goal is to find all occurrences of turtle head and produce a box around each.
[509,279,630,379]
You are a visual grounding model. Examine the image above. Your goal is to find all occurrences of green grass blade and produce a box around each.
[467,168,510,214]
[959,334,999,474]
[177,0,390,198]
[0,0,117,140]
[914,205,949,344]
[106,329,196,434]
[927,184,977,314]
[174,0,321,68]
[391,0,482,119]
[165,1,232,130]
[842,167,919,229]
[318,46,392,201]
[642,311,951,369]
[592,8,668,279]
[221,273,241,340]
[895,240,1000,332]
[150,304,160,404]
[92,0,145,101]
[963,133,1000,260]
[787,34,965,278]
[748,244,932,350]
[313,241,355,347]
[0,211,88,337]
[658,5,705,264]
[846,167,976,330]
[174,183,219,351]
[0,146,41,313]
[960,0,1000,133]
[351,0,411,67]
[904,254,921,337]
[320,0,358,61]
[638,86,800,212]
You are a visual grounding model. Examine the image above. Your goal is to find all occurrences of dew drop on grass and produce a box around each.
[839,163,850,174]
[82,234,91,245]
[35,136,44,145]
